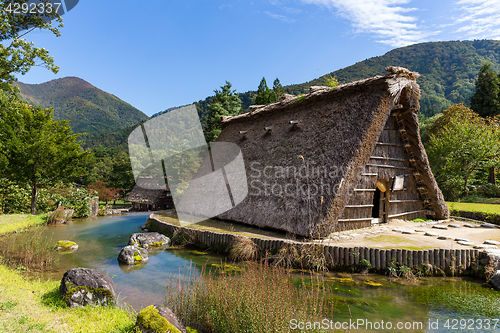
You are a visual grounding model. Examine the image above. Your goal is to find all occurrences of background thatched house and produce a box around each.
[215,66,449,237]
[126,178,174,211]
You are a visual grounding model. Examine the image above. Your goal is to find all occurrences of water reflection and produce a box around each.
[34,213,500,332]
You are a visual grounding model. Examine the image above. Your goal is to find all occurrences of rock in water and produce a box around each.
[129,232,171,249]
[135,305,188,333]
[59,268,116,308]
[118,245,149,265]
[56,240,78,251]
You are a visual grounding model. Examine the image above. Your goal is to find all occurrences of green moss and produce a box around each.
[151,241,163,247]
[410,281,500,317]
[189,250,209,255]
[294,95,306,104]
[57,240,77,249]
[211,263,243,274]
[134,255,143,262]
[63,283,115,306]
[135,305,181,333]
[186,327,201,333]
[363,280,383,287]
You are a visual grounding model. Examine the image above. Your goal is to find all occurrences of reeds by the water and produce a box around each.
[0,227,56,272]
[164,262,334,333]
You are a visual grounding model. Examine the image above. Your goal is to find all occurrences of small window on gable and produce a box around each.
[393,175,405,191]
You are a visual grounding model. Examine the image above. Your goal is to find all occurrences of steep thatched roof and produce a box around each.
[126,178,168,204]
[214,66,448,237]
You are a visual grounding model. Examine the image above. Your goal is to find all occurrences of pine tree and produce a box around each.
[470,63,500,117]
[205,81,242,143]
[255,77,277,105]
[273,78,284,100]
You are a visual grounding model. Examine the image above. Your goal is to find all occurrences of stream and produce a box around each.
[36,213,500,332]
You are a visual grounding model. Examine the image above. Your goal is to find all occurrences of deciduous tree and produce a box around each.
[427,104,500,199]
[0,0,62,91]
[88,181,120,205]
[0,93,91,214]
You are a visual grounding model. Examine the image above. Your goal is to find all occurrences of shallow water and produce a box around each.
[40,213,226,310]
[34,213,500,332]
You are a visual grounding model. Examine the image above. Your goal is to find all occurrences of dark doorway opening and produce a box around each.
[372,188,381,218]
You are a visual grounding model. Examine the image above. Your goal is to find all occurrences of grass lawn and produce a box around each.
[98,200,132,208]
[0,215,136,332]
[0,214,46,235]
[446,202,500,214]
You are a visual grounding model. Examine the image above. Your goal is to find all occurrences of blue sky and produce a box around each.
[18,0,500,116]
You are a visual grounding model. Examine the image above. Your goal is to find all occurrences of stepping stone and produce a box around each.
[349,233,361,237]
[402,230,416,234]
[414,229,426,233]
[485,240,500,245]
[448,224,461,228]
[481,223,497,228]
[330,236,340,241]
[457,241,474,246]
[339,235,350,240]
[455,238,470,242]
[392,228,403,233]
[433,225,448,230]
[464,224,480,228]
[474,244,498,249]
[425,232,439,237]
[438,236,453,240]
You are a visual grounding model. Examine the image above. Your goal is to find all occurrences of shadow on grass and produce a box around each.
[40,287,66,310]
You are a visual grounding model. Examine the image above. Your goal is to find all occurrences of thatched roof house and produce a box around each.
[215,66,449,237]
[126,178,174,211]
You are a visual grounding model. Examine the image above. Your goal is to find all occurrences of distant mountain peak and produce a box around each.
[15,77,149,135]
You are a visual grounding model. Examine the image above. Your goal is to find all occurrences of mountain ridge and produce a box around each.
[15,77,149,135]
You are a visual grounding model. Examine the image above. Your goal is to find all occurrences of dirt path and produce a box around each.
[319,219,500,250]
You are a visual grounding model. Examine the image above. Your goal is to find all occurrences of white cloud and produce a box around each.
[264,11,297,23]
[300,0,431,47]
[454,0,500,39]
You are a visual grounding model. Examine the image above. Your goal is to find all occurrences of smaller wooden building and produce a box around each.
[126,178,174,211]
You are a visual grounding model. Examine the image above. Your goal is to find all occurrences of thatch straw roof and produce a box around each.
[213,66,448,237]
[126,178,168,204]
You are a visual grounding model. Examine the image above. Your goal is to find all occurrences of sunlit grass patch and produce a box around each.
[0,214,46,235]
[0,264,135,333]
[447,202,500,214]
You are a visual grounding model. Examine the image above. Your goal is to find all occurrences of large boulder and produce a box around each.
[118,245,149,265]
[129,232,171,249]
[59,268,116,308]
[135,305,188,333]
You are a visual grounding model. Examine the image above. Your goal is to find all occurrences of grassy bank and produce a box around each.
[446,202,500,214]
[0,214,136,333]
[0,214,46,235]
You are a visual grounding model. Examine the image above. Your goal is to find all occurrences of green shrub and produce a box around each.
[354,259,372,273]
[477,184,500,198]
